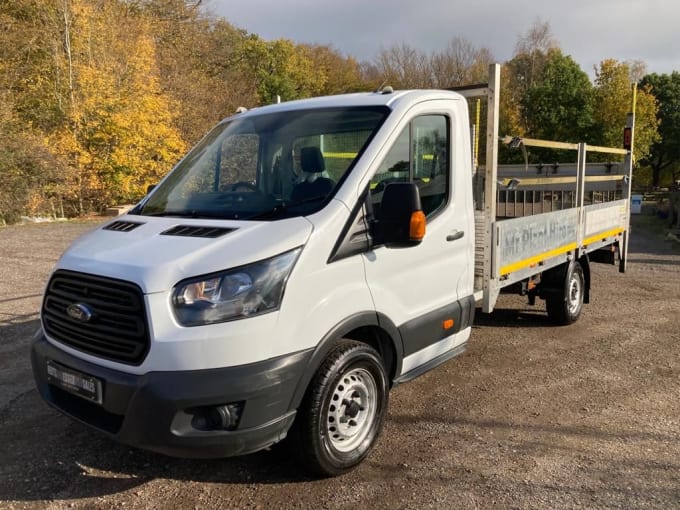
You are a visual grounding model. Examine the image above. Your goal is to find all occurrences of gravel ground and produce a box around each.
[0,213,679,509]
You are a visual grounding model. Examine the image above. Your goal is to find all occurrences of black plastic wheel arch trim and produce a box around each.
[287,311,404,411]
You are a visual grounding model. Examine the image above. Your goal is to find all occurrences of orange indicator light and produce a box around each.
[409,211,426,242]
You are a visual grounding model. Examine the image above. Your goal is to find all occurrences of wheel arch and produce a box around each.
[540,255,590,301]
[288,312,403,412]
[540,256,589,325]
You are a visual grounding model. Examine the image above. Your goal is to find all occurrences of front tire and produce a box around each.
[546,261,585,325]
[292,340,388,477]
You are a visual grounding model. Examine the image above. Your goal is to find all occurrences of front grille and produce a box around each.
[42,270,150,365]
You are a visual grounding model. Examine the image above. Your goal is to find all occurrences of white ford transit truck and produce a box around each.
[31,65,634,476]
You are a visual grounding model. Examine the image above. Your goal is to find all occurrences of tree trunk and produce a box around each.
[652,165,661,188]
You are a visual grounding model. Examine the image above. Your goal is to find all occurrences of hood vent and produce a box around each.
[161,225,235,238]
[103,221,145,232]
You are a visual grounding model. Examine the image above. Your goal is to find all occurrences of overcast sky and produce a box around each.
[207,0,679,78]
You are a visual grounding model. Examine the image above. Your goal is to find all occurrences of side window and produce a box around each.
[371,127,410,192]
[413,116,449,215]
[371,115,449,217]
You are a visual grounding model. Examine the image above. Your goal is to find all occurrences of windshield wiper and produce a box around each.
[142,210,238,219]
[245,195,329,220]
[142,210,200,218]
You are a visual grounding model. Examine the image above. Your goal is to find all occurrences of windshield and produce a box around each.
[136,106,390,220]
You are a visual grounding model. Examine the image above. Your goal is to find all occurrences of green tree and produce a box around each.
[241,37,325,104]
[503,19,560,136]
[523,51,593,142]
[640,72,680,187]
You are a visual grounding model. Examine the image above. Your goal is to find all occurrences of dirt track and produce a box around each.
[1,214,679,509]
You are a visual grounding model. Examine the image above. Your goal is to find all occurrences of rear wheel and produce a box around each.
[291,340,388,477]
[546,261,585,325]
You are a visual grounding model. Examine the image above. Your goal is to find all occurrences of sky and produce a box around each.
[206,0,679,78]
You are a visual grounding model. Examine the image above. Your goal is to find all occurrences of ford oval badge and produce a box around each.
[66,303,93,322]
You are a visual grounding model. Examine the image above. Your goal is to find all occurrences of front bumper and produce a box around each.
[31,331,313,458]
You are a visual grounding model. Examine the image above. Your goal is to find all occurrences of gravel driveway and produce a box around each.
[1,214,679,509]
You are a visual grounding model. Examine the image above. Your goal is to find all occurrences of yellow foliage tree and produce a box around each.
[49,0,186,209]
[1,0,186,214]
[593,59,659,164]
[304,44,364,95]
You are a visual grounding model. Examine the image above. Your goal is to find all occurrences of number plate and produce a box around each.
[46,361,103,405]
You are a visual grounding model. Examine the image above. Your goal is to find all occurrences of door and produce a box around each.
[363,106,474,376]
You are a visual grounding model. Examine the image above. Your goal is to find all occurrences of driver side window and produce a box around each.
[371,115,449,217]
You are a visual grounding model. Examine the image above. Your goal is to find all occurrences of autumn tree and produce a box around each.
[592,59,659,165]
[0,0,186,214]
[0,0,72,220]
[143,0,257,143]
[640,72,680,187]
[304,44,364,95]
[2,1,674,223]
[53,0,186,209]
[0,0,67,132]
[0,94,66,223]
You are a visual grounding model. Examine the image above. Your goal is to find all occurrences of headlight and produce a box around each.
[172,247,301,326]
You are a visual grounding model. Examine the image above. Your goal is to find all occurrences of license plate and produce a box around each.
[46,361,103,405]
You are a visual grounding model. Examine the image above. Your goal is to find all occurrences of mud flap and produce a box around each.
[619,231,629,273]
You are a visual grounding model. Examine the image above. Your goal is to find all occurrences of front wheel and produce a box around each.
[546,261,585,325]
[291,340,388,477]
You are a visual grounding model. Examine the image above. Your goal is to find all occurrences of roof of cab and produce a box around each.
[231,89,464,119]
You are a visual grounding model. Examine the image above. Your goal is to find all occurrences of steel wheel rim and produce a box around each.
[325,367,378,453]
[567,271,583,315]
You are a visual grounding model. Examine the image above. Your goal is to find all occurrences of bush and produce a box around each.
[0,131,67,224]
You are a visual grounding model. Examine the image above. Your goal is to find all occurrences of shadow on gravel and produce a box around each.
[0,293,43,306]
[0,313,40,331]
[626,257,680,266]
[389,414,679,445]
[473,307,551,328]
[629,214,680,256]
[0,390,314,504]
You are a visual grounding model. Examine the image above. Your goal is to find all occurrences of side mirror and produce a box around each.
[379,182,426,247]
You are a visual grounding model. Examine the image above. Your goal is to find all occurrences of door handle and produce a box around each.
[446,230,464,242]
